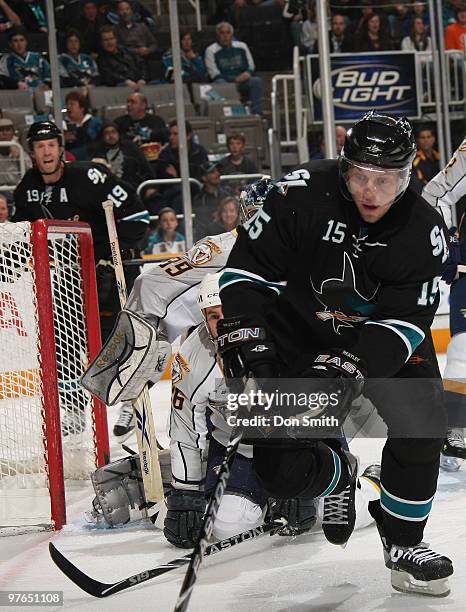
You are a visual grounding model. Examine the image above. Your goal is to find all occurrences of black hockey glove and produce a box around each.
[163,489,206,549]
[287,349,366,434]
[216,316,279,381]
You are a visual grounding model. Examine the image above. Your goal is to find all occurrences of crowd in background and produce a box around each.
[0,0,461,255]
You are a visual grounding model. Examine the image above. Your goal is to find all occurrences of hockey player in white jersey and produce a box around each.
[111,179,276,439]
[164,273,381,547]
[422,139,466,470]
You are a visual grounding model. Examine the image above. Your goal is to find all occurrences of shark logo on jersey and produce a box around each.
[171,352,191,384]
[311,252,379,334]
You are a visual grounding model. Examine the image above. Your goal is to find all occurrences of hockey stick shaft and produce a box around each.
[102,200,163,502]
[48,519,284,598]
[174,425,243,612]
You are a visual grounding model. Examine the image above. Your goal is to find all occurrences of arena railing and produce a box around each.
[0,140,28,192]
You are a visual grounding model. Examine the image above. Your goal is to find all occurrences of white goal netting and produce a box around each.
[0,221,104,529]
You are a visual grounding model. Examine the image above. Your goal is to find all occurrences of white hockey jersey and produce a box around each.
[168,324,252,490]
[126,230,237,342]
[422,138,466,228]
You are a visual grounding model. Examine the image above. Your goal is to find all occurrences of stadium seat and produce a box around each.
[0,90,34,112]
[34,87,86,114]
[2,109,34,128]
[141,83,191,106]
[186,117,217,150]
[191,83,240,108]
[102,105,127,121]
[154,102,195,122]
[88,87,135,112]
[221,115,266,162]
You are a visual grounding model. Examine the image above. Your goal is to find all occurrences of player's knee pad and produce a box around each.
[212,494,265,540]
[444,332,466,379]
[386,437,443,467]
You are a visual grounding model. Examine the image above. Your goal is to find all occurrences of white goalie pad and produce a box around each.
[81,309,172,405]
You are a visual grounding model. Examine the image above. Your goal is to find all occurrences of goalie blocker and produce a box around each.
[81,309,172,405]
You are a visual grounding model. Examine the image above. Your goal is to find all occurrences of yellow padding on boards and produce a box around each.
[0,369,41,399]
[432,328,450,354]
[443,379,466,395]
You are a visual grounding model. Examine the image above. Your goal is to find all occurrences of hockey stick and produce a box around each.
[102,200,163,503]
[174,425,243,612]
[48,518,285,598]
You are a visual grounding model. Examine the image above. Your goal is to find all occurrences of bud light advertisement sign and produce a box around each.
[310,52,420,121]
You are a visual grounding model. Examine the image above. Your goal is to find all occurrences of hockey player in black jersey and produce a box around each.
[13,121,150,339]
[218,113,454,596]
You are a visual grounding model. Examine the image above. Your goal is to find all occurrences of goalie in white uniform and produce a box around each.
[111,178,278,439]
[163,273,381,547]
[422,138,466,471]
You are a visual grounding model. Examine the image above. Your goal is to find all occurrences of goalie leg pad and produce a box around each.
[89,455,146,527]
[81,309,172,405]
[87,450,173,527]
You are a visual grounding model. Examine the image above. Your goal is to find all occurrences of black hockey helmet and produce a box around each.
[339,112,416,205]
[341,112,416,169]
[27,121,63,149]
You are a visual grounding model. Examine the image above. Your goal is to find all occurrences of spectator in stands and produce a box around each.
[14,0,47,32]
[115,92,168,163]
[192,161,232,240]
[220,133,259,175]
[144,207,186,255]
[64,90,102,160]
[205,21,264,115]
[162,30,208,84]
[77,0,108,57]
[413,126,440,185]
[354,0,375,36]
[0,0,21,33]
[313,13,355,53]
[0,117,31,193]
[158,119,208,181]
[412,1,429,28]
[102,0,157,34]
[445,7,466,50]
[208,195,240,234]
[310,125,347,159]
[115,1,158,60]
[59,29,100,88]
[401,16,432,51]
[92,120,153,189]
[357,13,393,51]
[0,194,9,222]
[1,27,50,90]
[282,0,307,51]
[301,1,317,53]
[388,3,411,46]
[98,25,147,87]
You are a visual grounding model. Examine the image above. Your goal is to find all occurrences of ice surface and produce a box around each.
[1,357,466,611]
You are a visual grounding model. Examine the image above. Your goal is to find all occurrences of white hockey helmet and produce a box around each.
[198,273,222,313]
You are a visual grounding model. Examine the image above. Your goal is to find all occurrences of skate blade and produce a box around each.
[391,570,450,597]
[440,455,461,472]
[113,428,135,444]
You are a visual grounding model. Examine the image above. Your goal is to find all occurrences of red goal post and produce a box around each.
[0,220,109,531]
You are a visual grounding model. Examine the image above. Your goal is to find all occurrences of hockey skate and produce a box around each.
[268,497,317,536]
[113,401,135,442]
[375,520,453,596]
[322,451,358,546]
[440,429,465,471]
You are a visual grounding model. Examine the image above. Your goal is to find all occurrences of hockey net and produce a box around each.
[0,220,109,532]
